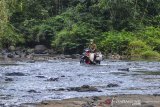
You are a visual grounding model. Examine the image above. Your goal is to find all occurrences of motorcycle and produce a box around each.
[80,48,103,65]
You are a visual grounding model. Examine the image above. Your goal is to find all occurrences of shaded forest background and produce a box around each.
[0,0,160,59]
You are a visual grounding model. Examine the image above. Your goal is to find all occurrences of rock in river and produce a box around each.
[7,54,14,58]
[61,75,65,77]
[27,90,40,93]
[5,77,13,81]
[36,75,46,78]
[48,88,66,91]
[46,78,59,81]
[107,83,119,88]
[5,72,26,76]
[67,85,100,92]
[118,68,129,71]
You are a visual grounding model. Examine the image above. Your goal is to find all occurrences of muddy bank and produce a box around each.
[23,94,160,107]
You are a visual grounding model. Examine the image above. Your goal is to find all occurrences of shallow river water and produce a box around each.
[0,60,160,106]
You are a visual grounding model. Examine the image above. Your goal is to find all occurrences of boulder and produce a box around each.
[8,46,16,52]
[48,49,55,55]
[34,45,47,54]
[7,53,14,58]
[26,49,34,55]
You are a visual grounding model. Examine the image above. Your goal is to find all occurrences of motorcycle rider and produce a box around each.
[88,39,97,62]
[88,39,97,53]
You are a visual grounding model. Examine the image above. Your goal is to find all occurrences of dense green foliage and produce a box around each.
[1,0,160,59]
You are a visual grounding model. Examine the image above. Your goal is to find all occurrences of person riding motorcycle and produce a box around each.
[88,39,97,62]
[80,39,102,64]
[88,39,97,53]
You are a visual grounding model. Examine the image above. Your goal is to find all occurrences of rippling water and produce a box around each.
[0,60,160,106]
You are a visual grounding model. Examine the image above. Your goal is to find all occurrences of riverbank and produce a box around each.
[0,54,81,63]
[1,46,159,62]
[22,94,160,107]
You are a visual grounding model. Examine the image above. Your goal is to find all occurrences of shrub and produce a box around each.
[99,31,135,55]
[128,40,151,57]
[136,27,160,47]
[141,50,160,59]
[146,38,160,52]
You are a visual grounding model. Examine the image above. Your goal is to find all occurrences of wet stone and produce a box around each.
[57,88,65,91]
[27,90,40,93]
[36,75,46,78]
[107,83,119,88]
[7,54,14,58]
[5,72,26,76]
[48,88,65,91]
[46,78,59,81]
[61,75,65,77]
[5,77,13,81]
[118,68,129,71]
[67,85,99,92]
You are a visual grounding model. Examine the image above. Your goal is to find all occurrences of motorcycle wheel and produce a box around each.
[96,61,101,64]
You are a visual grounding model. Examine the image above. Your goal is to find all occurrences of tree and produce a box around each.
[0,0,24,48]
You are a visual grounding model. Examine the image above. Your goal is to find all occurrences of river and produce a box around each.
[0,60,160,106]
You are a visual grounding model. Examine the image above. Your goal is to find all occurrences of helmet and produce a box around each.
[90,39,94,42]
